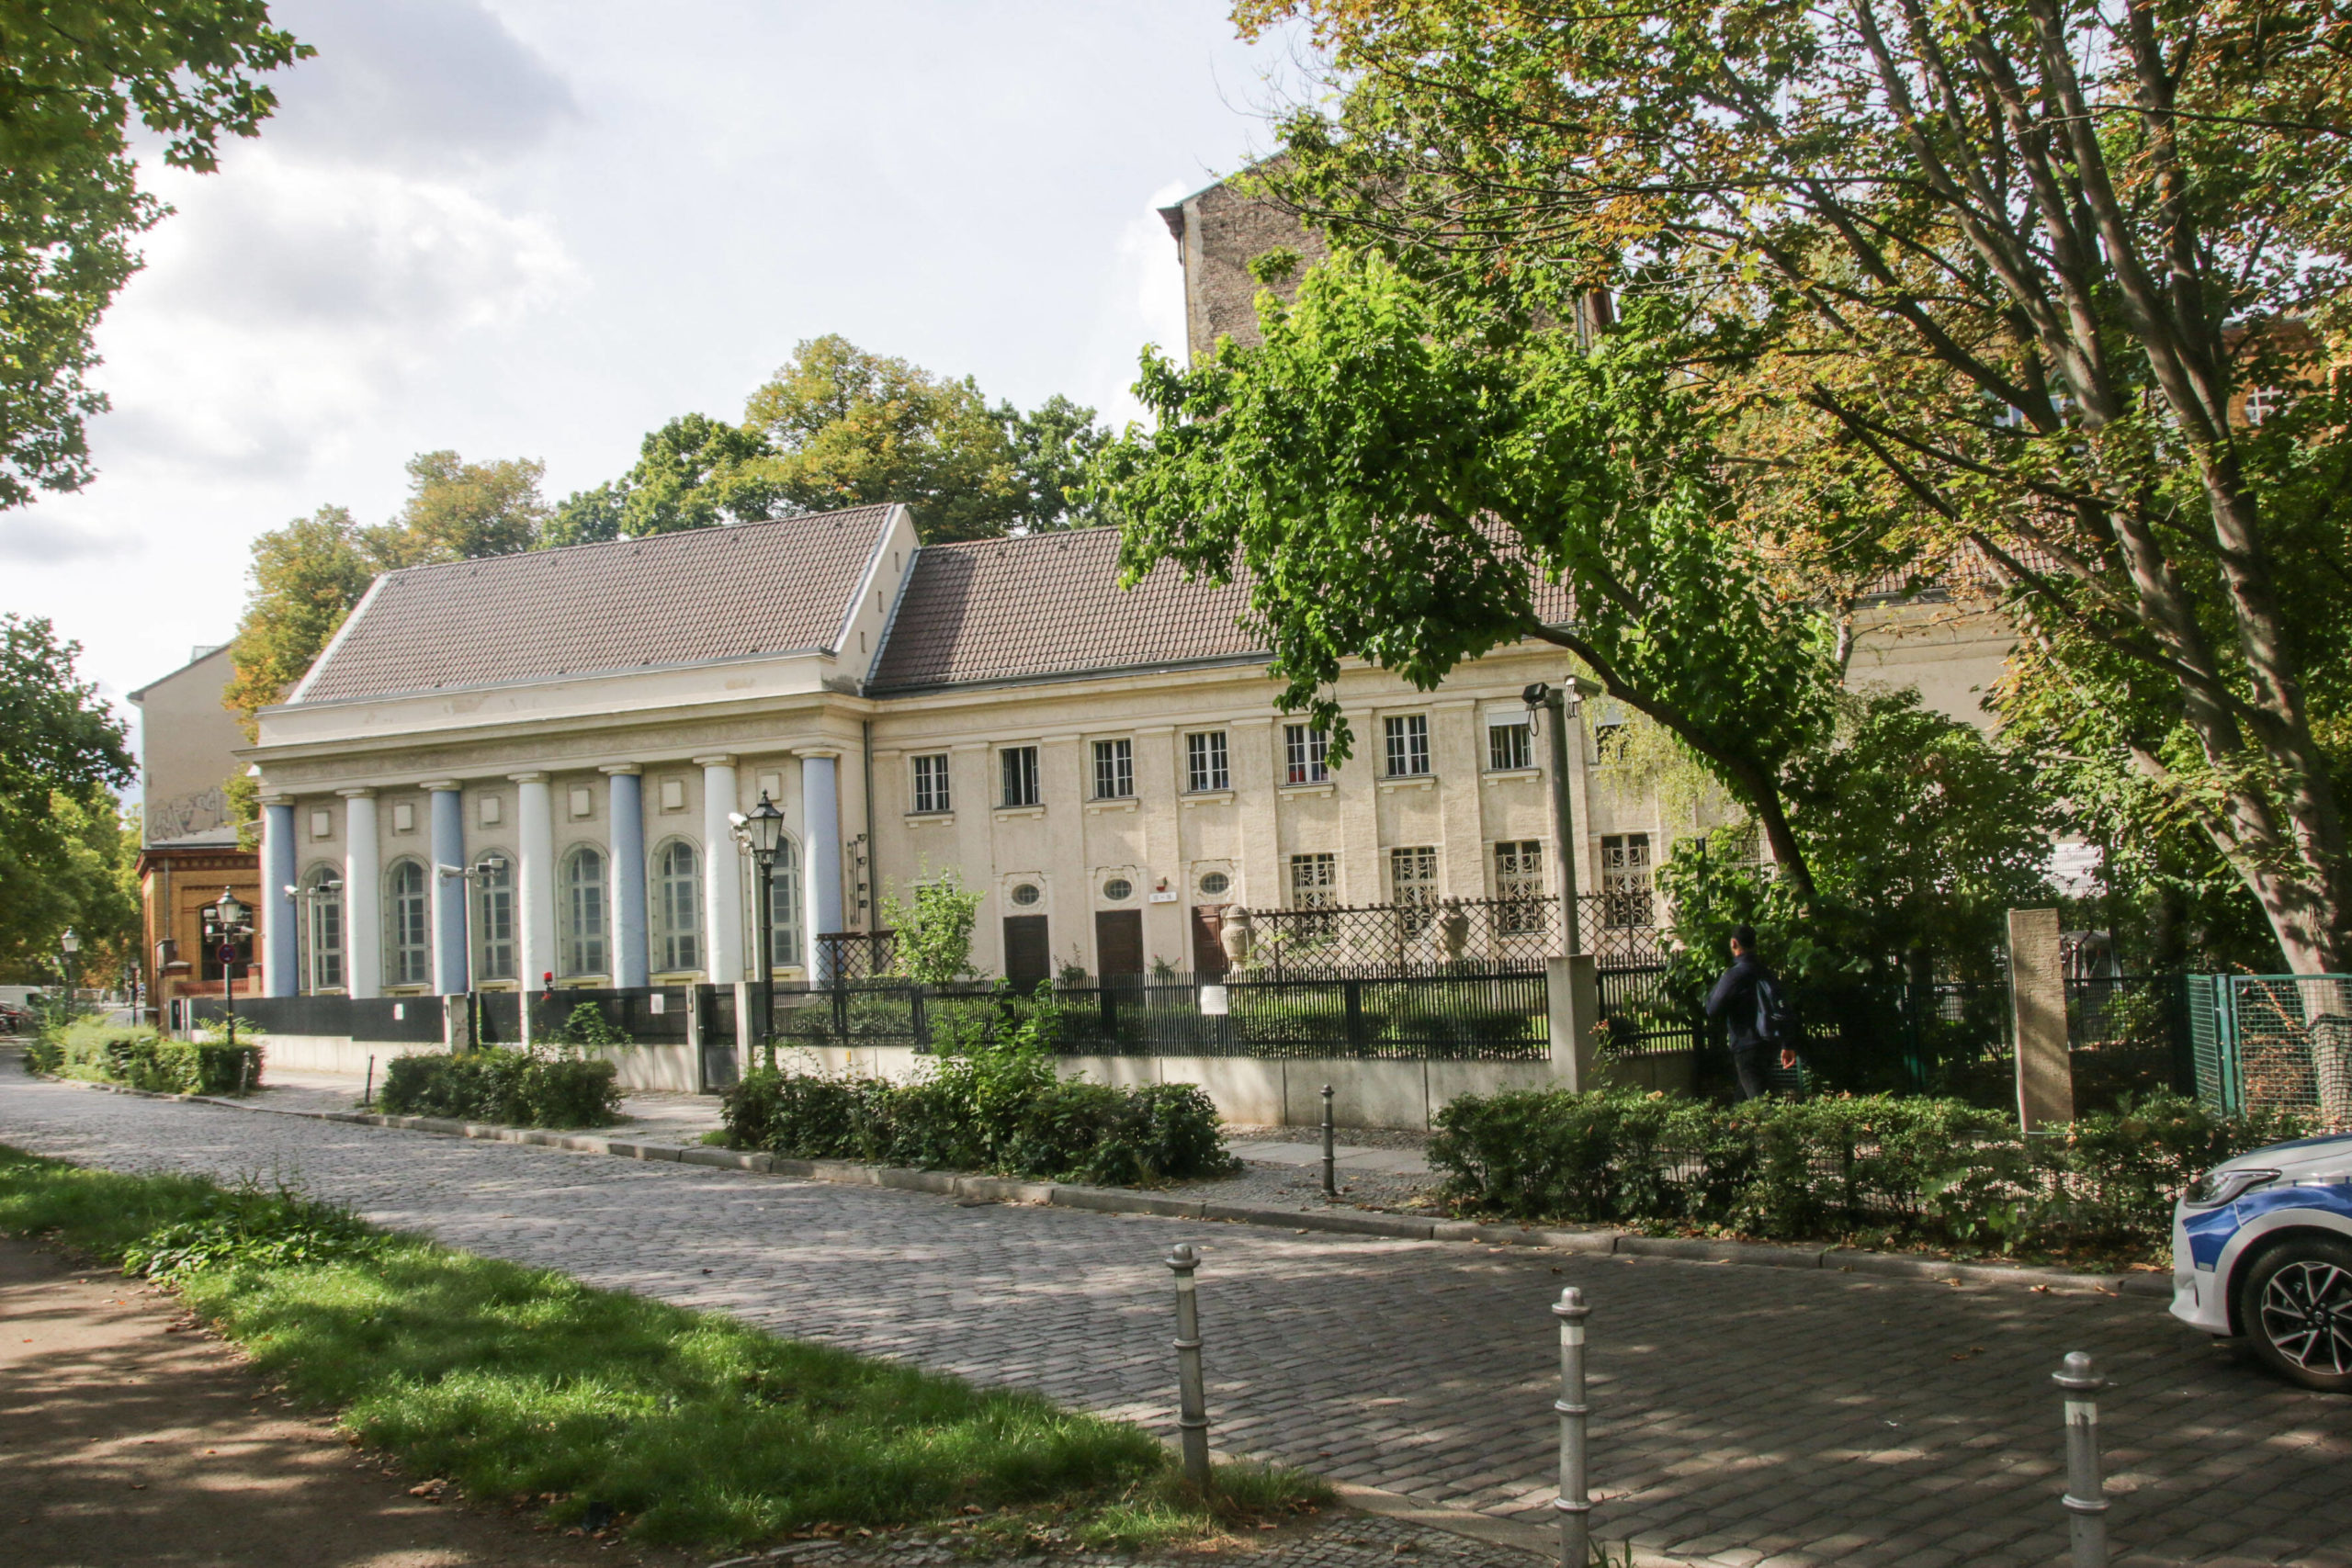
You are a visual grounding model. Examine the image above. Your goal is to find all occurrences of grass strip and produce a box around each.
[0,1143,1327,1550]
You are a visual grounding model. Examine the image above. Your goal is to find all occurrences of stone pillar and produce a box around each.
[512,773,556,990]
[603,765,649,989]
[1547,953,1601,1091]
[341,789,381,998]
[261,795,298,997]
[425,782,467,996]
[2007,906,2074,1131]
[800,750,842,983]
[696,755,743,984]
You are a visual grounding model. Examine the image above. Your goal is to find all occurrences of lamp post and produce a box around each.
[435,855,506,1048]
[59,927,79,1010]
[211,889,250,1047]
[732,791,786,1073]
[1523,681,1589,956]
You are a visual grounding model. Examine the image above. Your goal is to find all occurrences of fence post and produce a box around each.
[1546,953,1600,1092]
[2007,907,2075,1131]
[912,984,931,1053]
[1166,1244,1212,1493]
[1343,978,1365,1055]
[2054,1352,2109,1568]
[1552,1286,1593,1568]
[1320,1084,1336,1198]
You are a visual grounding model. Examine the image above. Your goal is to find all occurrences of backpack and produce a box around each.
[1754,975,1798,1045]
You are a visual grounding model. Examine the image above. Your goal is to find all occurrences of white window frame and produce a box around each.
[1000,745,1041,808]
[301,863,344,994]
[1283,723,1329,785]
[1383,713,1430,778]
[1600,833,1656,930]
[1487,718,1532,772]
[385,859,430,988]
[1091,738,1134,800]
[652,838,704,975]
[560,845,608,978]
[1288,852,1339,910]
[910,753,951,815]
[1494,840,1545,935]
[474,851,516,982]
[1185,730,1229,794]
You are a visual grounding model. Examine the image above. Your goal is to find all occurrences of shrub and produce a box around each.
[123,1186,387,1283]
[1430,1085,2303,1258]
[28,1016,262,1095]
[377,1048,622,1128]
[721,1024,1236,1185]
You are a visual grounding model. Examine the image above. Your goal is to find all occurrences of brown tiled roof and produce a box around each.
[290,505,898,705]
[868,528,1267,693]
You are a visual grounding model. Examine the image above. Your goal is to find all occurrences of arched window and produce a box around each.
[561,846,607,978]
[653,839,702,975]
[301,863,344,994]
[744,836,805,972]
[386,860,430,987]
[474,851,515,982]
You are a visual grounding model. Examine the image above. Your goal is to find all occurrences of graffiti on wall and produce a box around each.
[148,784,229,843]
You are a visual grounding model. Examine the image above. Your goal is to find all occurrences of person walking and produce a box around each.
[1705,924,1796,1100]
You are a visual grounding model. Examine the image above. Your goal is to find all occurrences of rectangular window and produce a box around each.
[1185,731,1229,794]
[1283,723,1329,785]
[1091,738,1133,800]
[1390,845,1439,934]
[1000,746,1040,808]
[1600,833,1655,929]
[1383,714,1430,777]
[1488,720,1532,772]
[1494,840,1545,935]
[911,753,951,815]
[1288,852,1338,909]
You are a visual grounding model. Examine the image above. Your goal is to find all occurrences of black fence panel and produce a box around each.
[527,987,693,1044]
[2067,974,2194,1108]
[1229,896,1662,977]
[189,993,445,1043]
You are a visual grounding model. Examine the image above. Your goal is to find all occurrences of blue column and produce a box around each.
[429,784,468,995]
[802,751,842,984]
[262,799,298,997]
[605,766,650,988]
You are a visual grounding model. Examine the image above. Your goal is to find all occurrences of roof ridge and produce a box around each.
[376,502,899,580]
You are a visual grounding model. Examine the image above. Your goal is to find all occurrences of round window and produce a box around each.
[1010,883,1042,907]
[1198,871,1231,897]
[1102,877,1134,902]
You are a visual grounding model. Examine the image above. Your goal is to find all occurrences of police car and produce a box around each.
[2173,1131,2352,1391]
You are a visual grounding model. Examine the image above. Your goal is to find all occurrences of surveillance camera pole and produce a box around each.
[1524,682,1583,955]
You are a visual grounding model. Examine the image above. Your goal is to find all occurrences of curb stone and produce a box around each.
[33,1073,2173,1300]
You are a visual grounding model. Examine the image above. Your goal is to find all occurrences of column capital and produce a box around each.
[259,792,293,807]
[336,786,377,799]
[692,753,738,768]
[598,763,643,776]
[792,747,842,761]
[507,771,548,784]
[418,779,462,793]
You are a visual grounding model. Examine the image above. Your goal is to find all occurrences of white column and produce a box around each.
[800,750,842,982]
[341,789,381,998]
[696,754,742,982]
[513,773,556,990]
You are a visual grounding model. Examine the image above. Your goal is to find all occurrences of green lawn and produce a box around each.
[0,1144,1325,1550]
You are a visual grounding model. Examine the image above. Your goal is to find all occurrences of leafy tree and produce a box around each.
[540,479,627,549]
[0,2,308,512]
[360,451,548,567]
[1092,252,1842,891]
[222,505,373,734]
[0,615,135,980]
[1242,0,2352,970]
[615,412,776,537]
[885,873,981,985]
[1001,393,1112,531]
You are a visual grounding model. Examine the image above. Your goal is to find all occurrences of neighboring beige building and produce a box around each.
[129,644,261,1019]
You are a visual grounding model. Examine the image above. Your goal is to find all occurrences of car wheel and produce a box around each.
[2239,1235,2352,1393]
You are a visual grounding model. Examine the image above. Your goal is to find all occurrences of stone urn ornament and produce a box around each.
[1438,901,1470,963]
[1218,907,1255,967]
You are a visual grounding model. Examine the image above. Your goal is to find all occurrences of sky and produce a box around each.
[0,0,1306,771]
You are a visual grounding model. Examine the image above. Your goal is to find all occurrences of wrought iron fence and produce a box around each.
[1595,963,1697,1056]
[2189,974,2352,1127]
[817,930,899,983]
[1228,895,1662,977]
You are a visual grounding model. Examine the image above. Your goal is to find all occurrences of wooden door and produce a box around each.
[1002,915,1050,994]
[1191,906,1228,976]
[1094,909,1145,978]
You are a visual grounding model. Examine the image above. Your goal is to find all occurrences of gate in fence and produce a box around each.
[2188,973,2352,1126]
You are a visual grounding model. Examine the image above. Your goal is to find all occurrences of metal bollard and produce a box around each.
[2054,1352,2110,1568]
[1554,1287,1593,1568]
[362,1055,375,1110]
[1167,1244,1212,1493]
[1320,1084,1337,1198]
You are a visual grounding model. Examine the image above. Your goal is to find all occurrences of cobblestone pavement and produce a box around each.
[5,1063,2348,1568]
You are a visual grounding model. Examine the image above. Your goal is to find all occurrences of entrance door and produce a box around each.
[1094,909,1145,978]
[1191,906,1228,976]
[1002,915,1050,994]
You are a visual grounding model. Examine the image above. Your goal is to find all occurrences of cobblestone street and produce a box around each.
[4,1064,2346,1568]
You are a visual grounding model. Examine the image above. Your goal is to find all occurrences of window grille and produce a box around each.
[911,753,951,814]
[1289,852,1338,909]
[1186,731,1229,793]
[1283,724,1329,785]
[1092,738,1134,799]
[386,861,430,987]
[1000,746,1040,807]
[1488,720,1532,772]
[561,846,607,976]
[1600,832,1655,929]
[1494,840,1546,934]
[1390,845,1439,934]
[2244,386,2289,426]
[1383,714,1430,777]
[655,840,702,974]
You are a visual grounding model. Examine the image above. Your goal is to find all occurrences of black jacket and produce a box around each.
[1705,953,1772,1052]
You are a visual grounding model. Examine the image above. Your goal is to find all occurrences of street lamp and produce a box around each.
[732,791,786,1072]
[59,927,79,1008]
[211,889,251,1047]
[1523,681,1589,956]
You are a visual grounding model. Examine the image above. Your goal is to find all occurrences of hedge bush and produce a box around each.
[25,1017,262,1095]
[1430,1086,2305,1258]
[377,1048,622,1128]
[721,1029,1236,1186]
